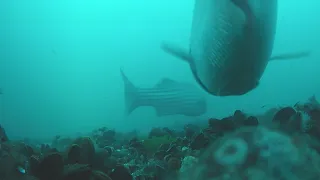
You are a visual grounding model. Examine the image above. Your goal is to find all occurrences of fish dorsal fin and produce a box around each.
[160,41,198,83]
[155,78,176,88]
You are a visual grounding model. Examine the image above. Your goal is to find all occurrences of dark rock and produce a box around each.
[36,153,64,180]
[93,148,110,171]
[102,130,116,144]
[62,164,91,180]
[142,160,167,179]
[104,156,118,170]
[67,144,81,164]
[128,139,146,155]
[272,107,303,134]
[310,108,320,122]
[285,112,303,133]
[124,162,140,175]
[184,124,200,139]
[109,165,133,180]
[0,151,22,179]
[190,133,209,150]
[102,146,113,158]
[28,155,40,176]
[208,118,220,129]
[164,154,172,162]
[306,108,320,139]
[40,144,52,154]
[218,116,238,132]
[52,136,73,151]
[272,107,296,125]
[233,110,247,125]
[162,127,175,137]
[0,125,8,142]
[158,143,170,151]
[154,150,166,160]
[173,137,190,147]
[71,137,95,165]
[244,116,259,126]
[14,143,34,158]
[181,138,190,147]
[166,144,179,154]
[91,170,112,180]
[149,127,168,138]
[201,128,223,144]
[167,157,181,171]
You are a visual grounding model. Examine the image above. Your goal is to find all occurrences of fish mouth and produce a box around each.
[217,77,259,96]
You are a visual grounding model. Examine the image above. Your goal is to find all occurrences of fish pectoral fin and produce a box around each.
[269,51,311,61]
[160,42,208,95]
[161,42,192,63]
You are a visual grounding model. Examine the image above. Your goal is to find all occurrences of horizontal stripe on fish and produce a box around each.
[120,68,207,117]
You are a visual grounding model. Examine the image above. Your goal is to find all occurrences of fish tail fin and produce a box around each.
[120,68,139,115]
[161,42,192,63]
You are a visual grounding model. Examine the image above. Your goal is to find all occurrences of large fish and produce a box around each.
[161,0,310,96]
[120,69,207,117]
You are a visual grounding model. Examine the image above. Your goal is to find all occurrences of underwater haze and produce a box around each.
[0,0,319,140]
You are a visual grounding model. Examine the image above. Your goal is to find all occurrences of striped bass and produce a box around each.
[161,0,310,96]
[120,69,207,116]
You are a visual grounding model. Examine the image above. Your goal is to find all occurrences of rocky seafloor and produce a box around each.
[1,96,320,180]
